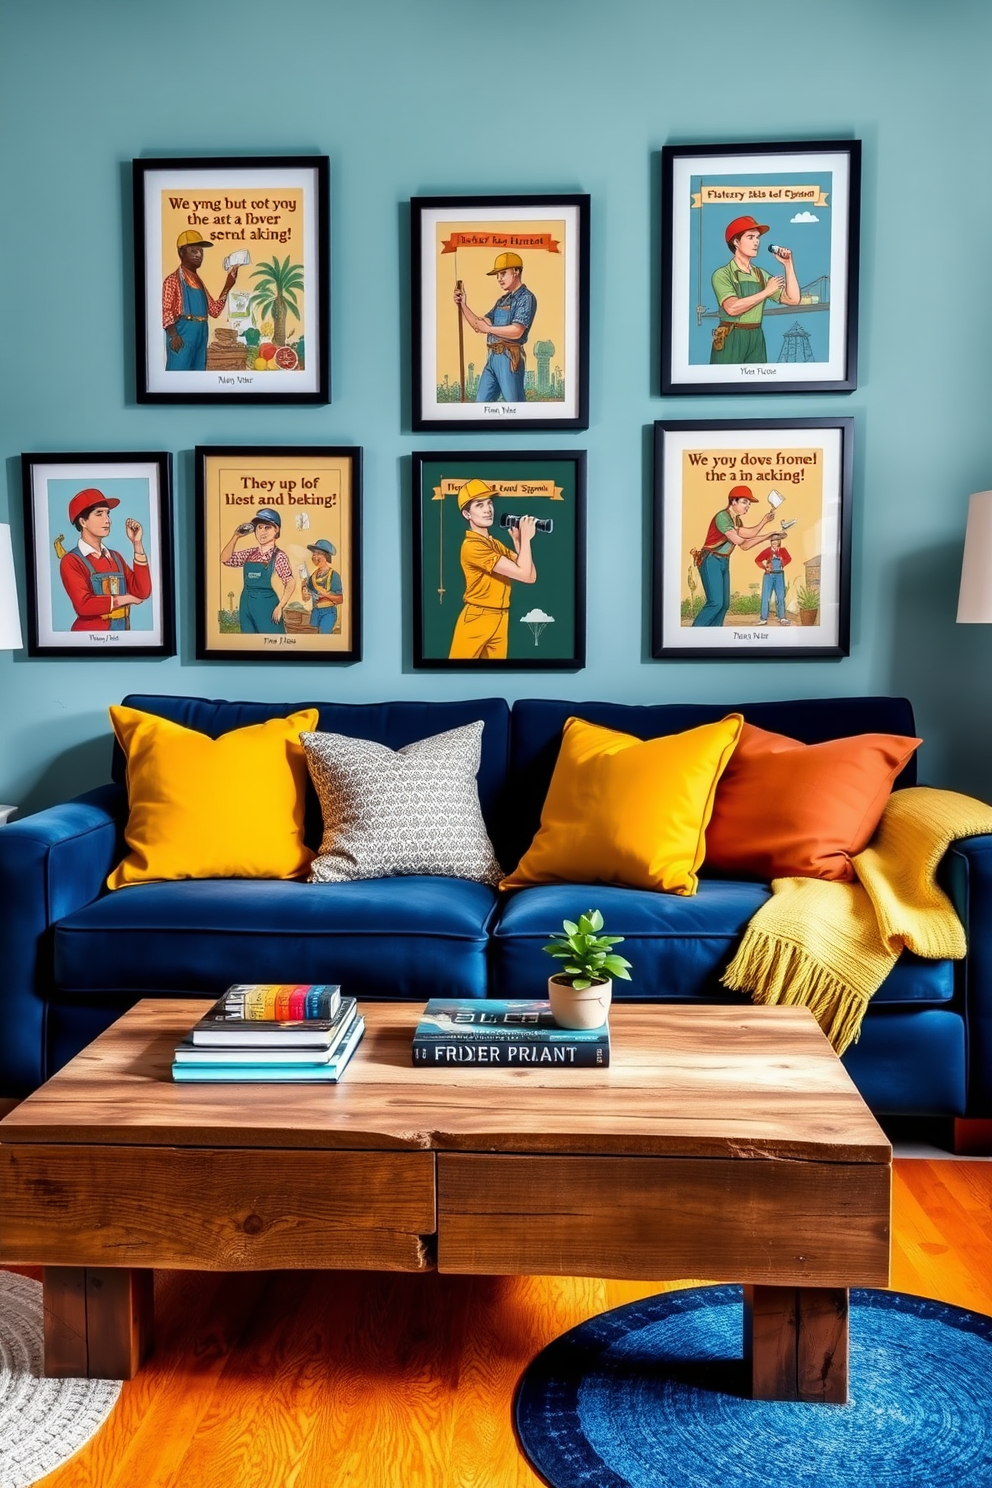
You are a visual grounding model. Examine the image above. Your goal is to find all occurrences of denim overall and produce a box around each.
[166,274,209,371]
[88,552,129,630]
[239,551,284,634]
[477,295,527,402]
[305,569,340,634]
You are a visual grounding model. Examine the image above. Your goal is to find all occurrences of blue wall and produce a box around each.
[2,0,991,812]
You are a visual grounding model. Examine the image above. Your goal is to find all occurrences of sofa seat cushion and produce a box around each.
[491,883,954,1006]
[53,877,499,1002]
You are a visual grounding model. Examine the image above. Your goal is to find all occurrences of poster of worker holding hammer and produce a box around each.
[411,195,590,433]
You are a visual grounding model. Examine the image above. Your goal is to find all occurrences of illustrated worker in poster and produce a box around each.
[162,230,240,372]
[710,215,800,364]
[302,538,344,634]
[448,478,537,660]
[755,531,792,625]
[691,485,774,628]
[453,252,537,402]
[221,508,295,634]
[57,488,152,632]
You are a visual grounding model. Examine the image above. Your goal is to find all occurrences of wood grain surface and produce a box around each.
[1,1146,435,1270]
[0,1000,889,1162]
[9,1160,989,1488]
[437,1153,890,1285]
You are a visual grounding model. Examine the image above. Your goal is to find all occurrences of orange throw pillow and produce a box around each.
[704,722,922,882]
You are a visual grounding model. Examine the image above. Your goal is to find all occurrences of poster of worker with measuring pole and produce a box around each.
[411,196,589,432]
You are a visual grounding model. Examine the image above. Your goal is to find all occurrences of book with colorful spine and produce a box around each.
[412,998,610,1068]
[189,983,343,1047]
[176,997,358,1064]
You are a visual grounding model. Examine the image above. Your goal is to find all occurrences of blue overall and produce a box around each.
[475,285,537,402]
[239,551,285,634]
[166,274,209,371]
[760,556,787,621]
[89,551,129,631]
[305,569,342,634]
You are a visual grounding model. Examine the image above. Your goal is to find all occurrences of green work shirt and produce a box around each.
[710,508,737,555]
[711,258,782,325]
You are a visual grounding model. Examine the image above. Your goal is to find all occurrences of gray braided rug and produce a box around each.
[0,1272,121,1488]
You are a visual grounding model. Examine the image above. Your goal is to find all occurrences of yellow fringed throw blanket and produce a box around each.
[721,787,992,1055]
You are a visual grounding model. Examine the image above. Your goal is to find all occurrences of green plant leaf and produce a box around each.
[588,909,604,932]
[562,919,578,937]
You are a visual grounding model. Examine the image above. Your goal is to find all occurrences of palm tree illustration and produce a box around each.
[249,257,304,347]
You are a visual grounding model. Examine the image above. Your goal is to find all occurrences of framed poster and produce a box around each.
[21,452,174,658]
[134,156,329,404]
[652,419,853,660]
[195,447,361,662]
[413,451,585,670]
[661,141,860,394]
[411,195,589,432]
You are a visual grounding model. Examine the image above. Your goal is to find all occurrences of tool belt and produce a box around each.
[489,339,522,374]
[179,314,208,323]
[691,546,728,569]
[711,319,756,353]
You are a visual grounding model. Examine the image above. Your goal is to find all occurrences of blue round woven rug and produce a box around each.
[514,1286,992,1488]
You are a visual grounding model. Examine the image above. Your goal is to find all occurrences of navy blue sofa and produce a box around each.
[3,691,992,1127]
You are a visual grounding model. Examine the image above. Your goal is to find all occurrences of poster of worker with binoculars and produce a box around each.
[413,452,585,670]
[661,142,861,395]
[410,196,590,433]
[651,420,853,661]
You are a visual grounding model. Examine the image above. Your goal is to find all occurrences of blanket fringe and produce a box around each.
[722,928,868,1056]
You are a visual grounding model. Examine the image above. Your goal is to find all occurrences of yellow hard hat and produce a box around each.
[457,477,496,510]
[487,251,523,275]
[176,229,214,250]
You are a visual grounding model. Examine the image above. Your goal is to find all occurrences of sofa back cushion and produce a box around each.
[115,695,512,861]
[505,697,918,874]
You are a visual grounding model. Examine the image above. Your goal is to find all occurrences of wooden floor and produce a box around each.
[17,1159,992,1488]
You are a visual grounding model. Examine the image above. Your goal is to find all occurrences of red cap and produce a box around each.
[728,485,758,503]
[68,488,119,525]
[725,215,769,246]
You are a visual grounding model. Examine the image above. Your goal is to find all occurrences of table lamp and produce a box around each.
[957,490,992,623]
[0,523,22,825]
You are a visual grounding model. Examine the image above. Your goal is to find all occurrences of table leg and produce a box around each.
[43,1267,154,1379]
[744,1285,848,1403]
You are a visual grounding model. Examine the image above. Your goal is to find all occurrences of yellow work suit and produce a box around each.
[448,530,515,660]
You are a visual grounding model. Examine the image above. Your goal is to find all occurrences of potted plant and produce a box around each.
[542,910,632,1030]
[796,585,820,627]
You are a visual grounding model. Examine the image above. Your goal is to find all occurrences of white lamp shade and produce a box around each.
[0,525,22,650]
[957,491,992,623]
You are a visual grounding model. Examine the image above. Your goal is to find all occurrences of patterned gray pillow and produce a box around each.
[302,721,503,885]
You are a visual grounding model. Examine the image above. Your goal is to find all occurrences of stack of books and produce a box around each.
[412,998,610,1068]
[172,983,364,1083]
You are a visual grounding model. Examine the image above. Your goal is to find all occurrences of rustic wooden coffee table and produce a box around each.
[0,1000,889,1401]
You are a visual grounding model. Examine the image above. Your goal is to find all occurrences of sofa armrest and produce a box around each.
[0,783,125,1095]
[942,834,992,1116]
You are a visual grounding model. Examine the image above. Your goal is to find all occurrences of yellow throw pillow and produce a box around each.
[107,706,320,889]
[500,714,743,896]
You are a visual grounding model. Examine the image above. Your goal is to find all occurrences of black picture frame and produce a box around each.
[661,140,860,395]
[413,450,586,670]
[134,156,329,404]
[195,446,361,663]
[652,418,853,660]
[21,451,175,658]
[411,195,590,432]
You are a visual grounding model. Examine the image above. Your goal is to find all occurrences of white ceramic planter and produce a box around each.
[547,975,612,1030]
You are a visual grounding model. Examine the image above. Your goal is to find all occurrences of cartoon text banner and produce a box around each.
[441,232,560,254]
[432,478,563,501]
[691,185,830,208]
[219,466,338,510]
